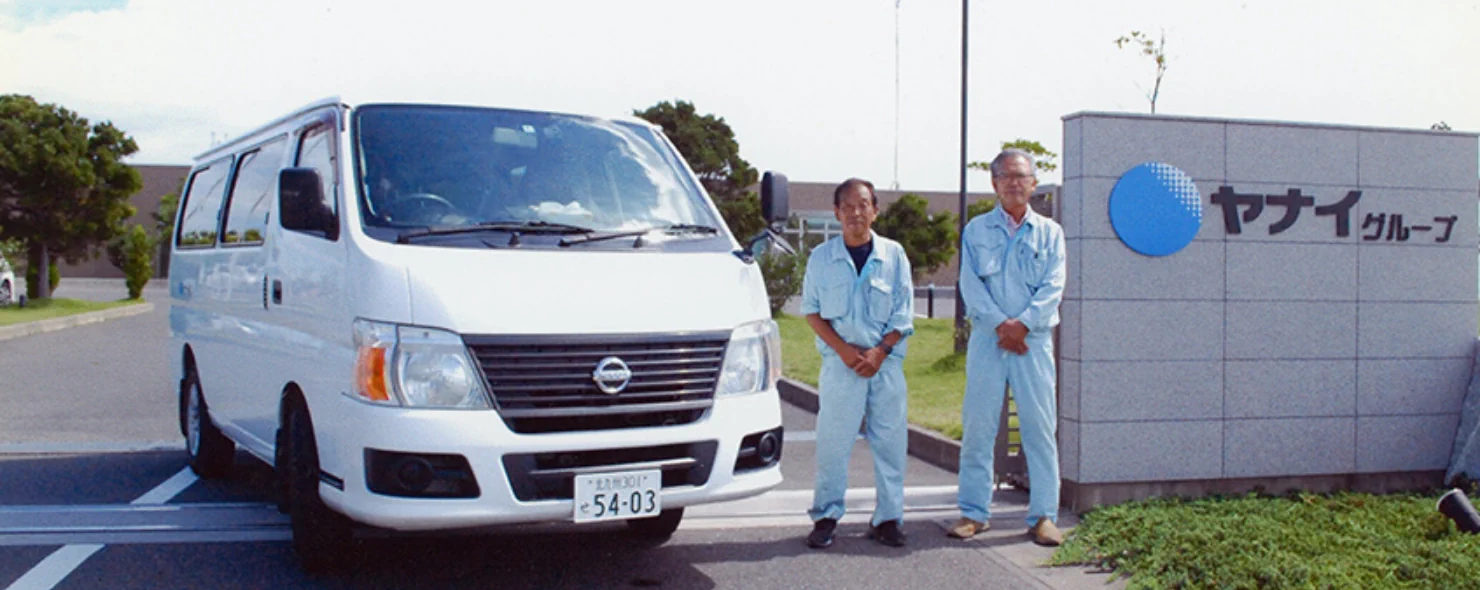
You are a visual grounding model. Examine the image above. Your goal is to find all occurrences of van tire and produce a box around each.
[284,401,354,573]
[182,370,234,478]
[626,508,683,541]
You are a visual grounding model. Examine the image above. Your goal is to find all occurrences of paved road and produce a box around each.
[0,280,1116,589]
[0,281,174,449]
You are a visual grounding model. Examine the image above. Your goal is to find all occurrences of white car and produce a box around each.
[0,257,16,306]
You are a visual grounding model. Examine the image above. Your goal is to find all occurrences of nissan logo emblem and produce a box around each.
[592,356,632,394]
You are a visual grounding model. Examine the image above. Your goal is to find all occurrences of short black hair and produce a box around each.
[833,177,878,207]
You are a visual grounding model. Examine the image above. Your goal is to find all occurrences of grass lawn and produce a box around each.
[0,297,143,326]
[778,313,969,439]
[1052,490,1480,589]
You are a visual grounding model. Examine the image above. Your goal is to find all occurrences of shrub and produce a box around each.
[757,249,806,318]
[121,225,154,299]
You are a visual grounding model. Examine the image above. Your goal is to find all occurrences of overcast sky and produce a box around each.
[2,0,1477,191]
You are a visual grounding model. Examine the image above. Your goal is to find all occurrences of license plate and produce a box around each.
[572,469,661,523]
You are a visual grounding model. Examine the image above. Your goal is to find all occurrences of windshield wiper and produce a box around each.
[558,224,720,247]
[396,221,593,244]
[661,223,720,234]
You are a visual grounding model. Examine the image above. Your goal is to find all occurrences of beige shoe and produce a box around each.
[1029,518,1064,546]
[947,517,988,539]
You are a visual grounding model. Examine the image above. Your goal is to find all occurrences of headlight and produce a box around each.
[716,319,782,397]
[351,319,491,409]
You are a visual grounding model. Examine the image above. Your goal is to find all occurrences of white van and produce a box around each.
[168,97,790,570]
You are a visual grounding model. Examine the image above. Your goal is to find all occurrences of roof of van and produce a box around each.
[192,95,660,163]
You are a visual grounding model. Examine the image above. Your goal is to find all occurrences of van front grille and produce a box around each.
[464,332,730,434]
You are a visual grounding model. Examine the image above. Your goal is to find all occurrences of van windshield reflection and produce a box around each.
[355,105,720,245]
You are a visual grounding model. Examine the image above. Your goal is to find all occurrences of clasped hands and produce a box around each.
[995,319,1029,355]
[837,344,889,378]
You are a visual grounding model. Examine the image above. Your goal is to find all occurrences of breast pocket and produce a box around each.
[819,284,849,319]
[866,278,894,323]
[973,243,1004,279]
[1015,241,1045,282]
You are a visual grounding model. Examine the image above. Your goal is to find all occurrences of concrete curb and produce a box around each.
[0,301,155,343]
[778,377,961,473]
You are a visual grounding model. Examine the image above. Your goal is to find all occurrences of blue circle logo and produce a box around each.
[1108,162,1202,256]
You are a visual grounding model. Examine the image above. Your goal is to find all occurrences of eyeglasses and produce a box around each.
[995,173,1035,183]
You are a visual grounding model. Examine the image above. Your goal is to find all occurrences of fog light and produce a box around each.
[734,427,784,473]
[757,432,780,464]
[365,449,480,498]
[395,457,435,493]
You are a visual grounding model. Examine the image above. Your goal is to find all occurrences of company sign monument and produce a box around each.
[1057,113,1480,508]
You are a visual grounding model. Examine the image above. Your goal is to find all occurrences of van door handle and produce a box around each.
[272,280,283,305]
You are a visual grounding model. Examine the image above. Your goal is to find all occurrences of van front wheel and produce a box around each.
[284,401,354,572]
[182,370,234,478]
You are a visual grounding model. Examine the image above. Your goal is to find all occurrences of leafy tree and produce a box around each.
[756,249,806,318]
[714,192,766,245]
[25,260,59,293]
[120,224,153,299]
[0,234,20,272]
[1432,121,1452,131]
[154,188,180,240]
[969,139,1058,176]
[874,194,958,280]
[1115,30,1169,114]
[0,94,141,299]
[153,188,180,276]
[634,100,765,240]
[966,198,997,222]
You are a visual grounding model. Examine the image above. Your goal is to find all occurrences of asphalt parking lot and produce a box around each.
[0,280,1113,589]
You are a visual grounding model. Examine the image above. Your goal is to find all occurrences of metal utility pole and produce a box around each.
[892,0,901,190]
[953,0,969,353]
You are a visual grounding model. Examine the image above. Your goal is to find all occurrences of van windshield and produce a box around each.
[354,105,722,243]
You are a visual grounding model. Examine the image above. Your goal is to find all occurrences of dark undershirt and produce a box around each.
[846,239,873,275]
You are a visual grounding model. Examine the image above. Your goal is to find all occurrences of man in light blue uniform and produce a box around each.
[800,178,915,549]
[950,149,1067,546]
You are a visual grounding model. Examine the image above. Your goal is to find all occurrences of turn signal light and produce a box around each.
[355,347,391,402]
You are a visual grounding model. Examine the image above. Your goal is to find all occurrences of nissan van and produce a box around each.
[168,96,789,569]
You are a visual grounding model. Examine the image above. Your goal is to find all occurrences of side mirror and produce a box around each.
[279,168,338,240]
[760,171,790,224]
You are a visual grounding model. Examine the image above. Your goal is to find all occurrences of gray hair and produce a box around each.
[989,149,1036,177]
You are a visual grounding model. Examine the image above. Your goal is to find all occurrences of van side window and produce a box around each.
[222,138,287,246]
[295,124,337,220]
[176,159,232,248]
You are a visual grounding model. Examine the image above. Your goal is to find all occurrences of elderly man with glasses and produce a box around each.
[950,148,1068,546]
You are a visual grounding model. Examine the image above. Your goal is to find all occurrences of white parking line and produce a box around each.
[5,467,197,590]
[3,545,103,590]
[128,469,198,506]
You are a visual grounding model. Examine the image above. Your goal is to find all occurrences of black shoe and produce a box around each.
[868,520,907,547]
[806,518,837,549]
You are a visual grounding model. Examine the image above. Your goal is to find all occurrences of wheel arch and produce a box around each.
[177,345,199,437]
[275,382,310,470]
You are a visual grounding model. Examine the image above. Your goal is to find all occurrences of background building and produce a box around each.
[779,180,1054,287]
[57,164,188,279]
